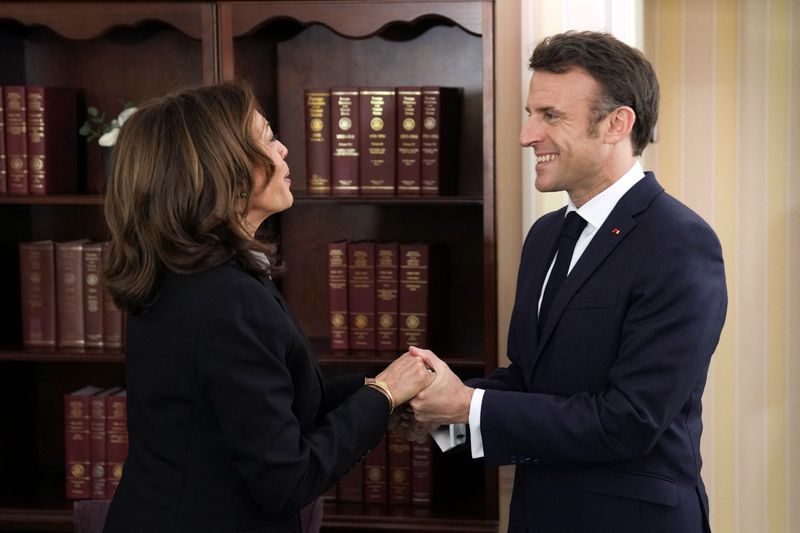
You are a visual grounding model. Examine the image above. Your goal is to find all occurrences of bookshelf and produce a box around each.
[0,1,497,531]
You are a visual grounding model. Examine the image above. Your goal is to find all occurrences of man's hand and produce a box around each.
[408,346,474,425]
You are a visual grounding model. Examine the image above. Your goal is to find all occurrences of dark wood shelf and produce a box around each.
[0,508,72,532]
[292,195,483,206]
[0,194,103,206]
[0,348,123,363]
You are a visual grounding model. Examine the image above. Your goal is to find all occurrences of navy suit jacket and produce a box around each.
[103,262,389,532]
[470,173,727,532]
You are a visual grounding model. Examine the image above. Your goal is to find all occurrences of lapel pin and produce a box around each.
[611,228,621,235]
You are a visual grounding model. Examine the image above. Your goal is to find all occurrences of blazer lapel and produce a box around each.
[536,173,664,353]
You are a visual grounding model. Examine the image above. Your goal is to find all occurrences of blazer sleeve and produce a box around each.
[194,275,389,516]
[480,216,727,465]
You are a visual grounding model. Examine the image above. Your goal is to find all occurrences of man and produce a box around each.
[407,31,727,532]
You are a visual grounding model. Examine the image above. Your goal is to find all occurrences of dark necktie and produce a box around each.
[538,211,587,336]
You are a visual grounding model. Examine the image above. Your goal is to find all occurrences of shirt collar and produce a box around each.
[566,160,645,231]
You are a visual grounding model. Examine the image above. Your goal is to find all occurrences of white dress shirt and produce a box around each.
[434,160,646,457]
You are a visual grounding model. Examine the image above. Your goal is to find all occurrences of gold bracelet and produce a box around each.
[364,378,395,414]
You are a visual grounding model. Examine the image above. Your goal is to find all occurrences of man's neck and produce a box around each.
[570,154,637,208]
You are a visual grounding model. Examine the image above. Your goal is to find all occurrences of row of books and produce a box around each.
[1,85,79,195]
[305,87,460,197]
[19,240,125,350]
[328,241,443,352]
[332,431,432,505]
[64,385,128,499]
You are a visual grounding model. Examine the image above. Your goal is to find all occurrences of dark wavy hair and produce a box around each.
[529,31,659,156]
[104,80,279,314]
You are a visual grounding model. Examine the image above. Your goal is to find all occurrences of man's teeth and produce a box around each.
[536,154,558,163]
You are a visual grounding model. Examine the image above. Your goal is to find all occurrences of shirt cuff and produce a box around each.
[431,423,467,452]
[468,388,485,458]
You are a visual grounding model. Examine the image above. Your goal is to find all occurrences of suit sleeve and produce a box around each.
[194,276,389,516]
[481,218,727,465]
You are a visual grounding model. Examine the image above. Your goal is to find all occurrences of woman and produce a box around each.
[102,81,433,532]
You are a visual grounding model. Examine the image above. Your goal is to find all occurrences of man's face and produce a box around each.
[519,69,611,201]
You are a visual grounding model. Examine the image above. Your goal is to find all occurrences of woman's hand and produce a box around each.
[375,352,436,406]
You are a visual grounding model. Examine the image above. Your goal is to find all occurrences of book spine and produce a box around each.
[337,461,364,503]
[19,241,57,348]
[328,241,349,351]
[106,391,128,499]
[26,86,78,195]
[411,438,433,505]
[396,88,421,196]
[89,390,110,498]
[102,242,124,349]
[330,89,359,196]
[347,242,375,350]
[358,88,396,196]
[56,241,86,348]
[304,89,331,195]
[422,87,461,196]
[4,85,27,194]
[64,387,97,498]
[375,242,399,351]
[399,243,429,349]
[0,89,6,193]
[83,243,104,348]
[387,431,411,504]
[364,434,388,504]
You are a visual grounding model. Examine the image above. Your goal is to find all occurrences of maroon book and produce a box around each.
[396,87,421,196]
[411,438,433,505]
[3,85,27,194]
[101,242,123,349]
[388,431,411,504]
[90,386,122,499]
[337,461,364,503]
[26,86,78,195]
[304,89,331,196]
[358,88,396,196]
[82,242,104,349]
[56,239,88,348]
[328,241,349,351]
[375,242,399,351]
[106,389,128,499]
[421,87,461,196]
[364,434,388,503]
[347,242,375,350]
[399,243,429,349]
[330,88,359,196]
[65,385,103,499]
[19,240,57,348]
[0,90,6,193]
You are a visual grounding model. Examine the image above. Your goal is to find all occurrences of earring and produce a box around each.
[240,191,248,198]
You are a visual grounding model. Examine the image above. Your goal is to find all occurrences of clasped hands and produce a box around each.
[376,346,474,443]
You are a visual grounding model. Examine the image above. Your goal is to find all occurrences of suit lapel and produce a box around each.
[536,173,664,354]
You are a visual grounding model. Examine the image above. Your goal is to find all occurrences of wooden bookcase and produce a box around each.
[0,2,497,531]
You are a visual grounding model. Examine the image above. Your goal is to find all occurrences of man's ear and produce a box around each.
[604,106,635,145]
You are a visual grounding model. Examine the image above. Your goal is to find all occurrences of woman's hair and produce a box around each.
[104,80,278,314]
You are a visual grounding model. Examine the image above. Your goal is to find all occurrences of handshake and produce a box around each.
[370,346,475,443]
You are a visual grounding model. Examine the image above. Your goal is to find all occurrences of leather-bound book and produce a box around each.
[82,242,104,349]
[56,239,89,349]
[330,88,359,196]
[388,430,411,504]
[3,85,27,194]
[90,386,122,499]
[347,241,375,350]
[337,461,364,503]
[399,243,429,349]
[375,242,399,352]
[19,240,57,348]
[411,438,433,505]
[358,88,396,196]
[0,90,6,193]
[106,389,128,498]
[364,433,388,504]
[65,385,103,498]
[26,86,78,195]
[421,87,461,196]
[304,89,331,196]
[396,87,422,196]
[101,242,123,349]
[328,241,349,351]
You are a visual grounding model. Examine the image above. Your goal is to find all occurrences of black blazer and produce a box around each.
[470,174,727,533]
[103,262,389,532]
